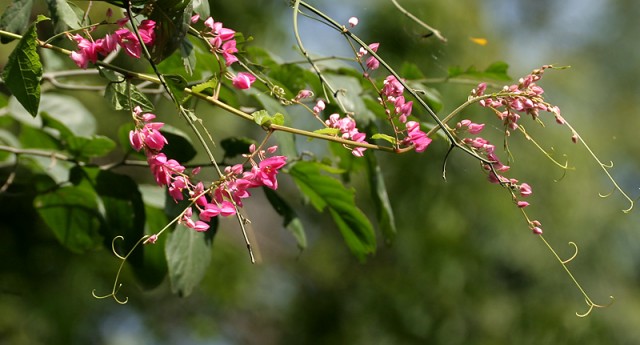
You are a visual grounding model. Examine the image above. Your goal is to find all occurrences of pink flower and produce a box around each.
[404,121,432,152]
[114,28,141,58]
[368,43,380,52]
[295,90,313,101]
[517,201,530,208]
[232,72,256,90]
[144,234,158,244]
[382,75,404,98]
[366,56,379,70]
[532,227,543,235]
[193,221,210,232]
[519,183,532,197]
[95,34,118,56]
[221,39,238,66]
[137,19,156,45]
[70,35,99,69]
[348,17,358,27]
[313,100,326,113]
[244,155,287,189]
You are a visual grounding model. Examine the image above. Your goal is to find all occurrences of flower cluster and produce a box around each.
[474,65,566,137]
[325,113,368,157]
[201,16,238,66]
[69,17,156,69]
[379,75,432,152]
[357,42,380,71]
[129,107,287,234]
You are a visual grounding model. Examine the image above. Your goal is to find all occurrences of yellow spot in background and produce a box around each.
[470,37,488,46]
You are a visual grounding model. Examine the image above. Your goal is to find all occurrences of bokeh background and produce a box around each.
[2,0,640,344]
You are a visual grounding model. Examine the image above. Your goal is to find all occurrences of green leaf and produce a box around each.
[34,186,103,253]
[371,133,397,145]
[46,0,80,33]
[66,135,116,160]
[0,0,34,43]
[252,110,271,126]
[165,223,214,297]
[105,82,154,112]
[192,0,210,19]
[289,161,375,261]
[41,111,74,139]
[263,188,307,250]
[365,152,396,244]
[409,81,443,113]
[149,0,193,63]
[164,74,188,104]
[220,136,255,159]
[160,124,197,163]
[2,15,48,117]
[323,73,374,125]
[399,62,425,80]
[248,90,297,158]
[313,127,341,136]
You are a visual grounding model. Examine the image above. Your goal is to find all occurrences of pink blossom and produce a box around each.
[348,17,358,27]
[366,56,380,70]
[295,90,313,101]
[382,75,404,98]
[313,100,326,113]
[191,14,200,23]
[519,183,532,197]
[517,201,530,208]
[137,19,156,45]
[532,227,543,235]
[193,221,210,232]
[144,234,158,244]
[114,28,141,58]
[404,121,432,152]
[221,39,238,66]
[368,43,380,52]
[95,34,118,56]
[232,72,256,90]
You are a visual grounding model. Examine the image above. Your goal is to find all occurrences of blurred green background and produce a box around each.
[2,0,640,344]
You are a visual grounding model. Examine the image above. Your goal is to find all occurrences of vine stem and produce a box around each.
[295,1,491,165]
[389,0,447,42]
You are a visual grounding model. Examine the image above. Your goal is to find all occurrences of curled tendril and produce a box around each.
[91,235,149,304]
[576,296,614,318]
[539,236,613,317]
[564,121,634,213]
[561,241,579,264]
[518,125,572,170]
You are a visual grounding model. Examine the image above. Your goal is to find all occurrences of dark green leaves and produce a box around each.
[166,223,214,297]
[148,0,193,63]
[105,81,154,112]
[34,186,103,253]
[289,161,375,260]
[264,188,307,250]
[2,15,48,117]
[0,0,34,43]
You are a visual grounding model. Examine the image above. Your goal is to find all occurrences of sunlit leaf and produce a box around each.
[2,15,48,117]
[105,81,154,112]
[289,161,375,261]
[46,0,80,33]
[165,223,215,297]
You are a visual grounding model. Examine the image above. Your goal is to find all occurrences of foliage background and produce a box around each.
[1,0,640,344]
